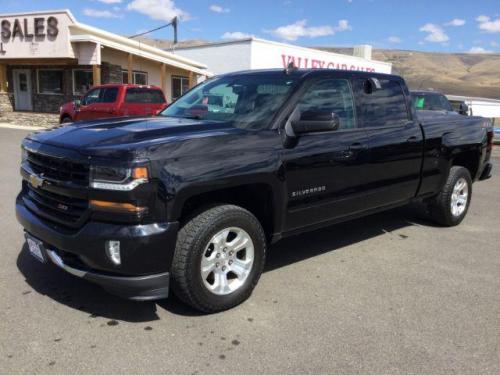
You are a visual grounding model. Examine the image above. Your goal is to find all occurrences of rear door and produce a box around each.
[282,77,370,231]
[353,77,423,209]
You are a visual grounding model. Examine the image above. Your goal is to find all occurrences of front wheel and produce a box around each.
[61,116,73,124]
[428,166,472,226]
[171,205,266,313]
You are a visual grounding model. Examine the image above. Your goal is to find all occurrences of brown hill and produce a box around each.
[318,47,500,99]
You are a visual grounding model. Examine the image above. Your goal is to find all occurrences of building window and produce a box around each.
[134,71,148,85]
[73,69,93,95]
[121,70,148,85]
[37,70,63,94]
[172,76,189,101]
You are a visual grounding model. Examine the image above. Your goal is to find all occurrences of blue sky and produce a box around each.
[2,0,499,53]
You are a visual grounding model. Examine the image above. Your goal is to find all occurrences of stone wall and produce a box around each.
[0,92,13,113]
[102,62,123,84]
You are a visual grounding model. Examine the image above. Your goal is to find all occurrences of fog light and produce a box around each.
[105,240,121,265]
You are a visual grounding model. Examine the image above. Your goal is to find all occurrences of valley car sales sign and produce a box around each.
[251,39,392,74]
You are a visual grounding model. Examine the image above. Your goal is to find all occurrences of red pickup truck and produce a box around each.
[59,84,168,124]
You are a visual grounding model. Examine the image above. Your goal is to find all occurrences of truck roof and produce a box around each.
[411,90,445,95]
[218,68,403,82]
[90,83,163,90]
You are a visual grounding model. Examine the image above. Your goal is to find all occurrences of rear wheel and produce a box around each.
[171,205,266,313]
[428,166,472,226]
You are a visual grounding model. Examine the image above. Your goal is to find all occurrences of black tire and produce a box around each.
[428,166,472,226]
[61,116,73,124]
[171,205,266,313]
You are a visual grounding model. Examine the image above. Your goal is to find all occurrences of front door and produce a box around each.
[13,69,32,111]
[76,87,102,121]
[282,77,370,232]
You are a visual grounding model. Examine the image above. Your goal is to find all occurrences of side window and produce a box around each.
[296,79,356,130]
[354,79,409,128]
[82,88,101,105]
[439,95,453,111]
[101,88,119,103]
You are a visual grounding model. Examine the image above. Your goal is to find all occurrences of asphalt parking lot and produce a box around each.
[1,127,499,375]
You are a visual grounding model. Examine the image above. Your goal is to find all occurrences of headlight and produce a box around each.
[90,166,149,191]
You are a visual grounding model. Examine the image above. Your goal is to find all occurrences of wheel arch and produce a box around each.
[172,183,280,242]
[451,149,480,181]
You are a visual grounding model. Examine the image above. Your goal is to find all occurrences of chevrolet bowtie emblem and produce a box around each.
[29,174,45,189]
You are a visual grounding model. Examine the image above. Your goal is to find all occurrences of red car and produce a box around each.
[59,84,168,124]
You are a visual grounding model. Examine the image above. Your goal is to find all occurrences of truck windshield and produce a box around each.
[160,75,298,129]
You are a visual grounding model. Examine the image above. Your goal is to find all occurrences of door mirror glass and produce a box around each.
[459,103,469,115]
[291,111,340,134]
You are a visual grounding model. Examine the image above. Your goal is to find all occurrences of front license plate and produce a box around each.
[25,234,46,263]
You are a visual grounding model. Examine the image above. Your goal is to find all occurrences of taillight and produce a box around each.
[482,118,494,152]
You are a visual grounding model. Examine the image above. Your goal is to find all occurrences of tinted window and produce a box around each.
[172,76,190,101]
[412,93,453,111]
[38,70,63,94]
[134,72,148,85]
[125,88,166,104]
[83,88,101,105]
[296,79,356,130]
[354,79,409,128]
[73,70,93,95]
[101,87,118,103]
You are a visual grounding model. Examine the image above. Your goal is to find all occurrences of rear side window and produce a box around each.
[296,79,356,130]
[101,88,118,103]
[354,79,409,128]
[412,93,453,111]
[125,88,166,104]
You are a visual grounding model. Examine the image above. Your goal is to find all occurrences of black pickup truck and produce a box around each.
[16,69,493,312]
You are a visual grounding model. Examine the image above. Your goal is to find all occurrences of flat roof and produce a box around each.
[175,37,391,67]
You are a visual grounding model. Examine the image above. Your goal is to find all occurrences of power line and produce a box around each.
[128,17,178,44]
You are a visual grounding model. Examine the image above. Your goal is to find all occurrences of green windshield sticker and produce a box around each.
[415,97,425,109]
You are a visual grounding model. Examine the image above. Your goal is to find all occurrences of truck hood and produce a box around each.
[27,116,237,155]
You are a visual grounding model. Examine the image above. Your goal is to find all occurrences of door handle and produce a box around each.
[348,142,364,150]
[407,136,418,143]
[338,143,364,160]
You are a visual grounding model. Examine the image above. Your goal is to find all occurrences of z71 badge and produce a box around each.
[291,185,326,198]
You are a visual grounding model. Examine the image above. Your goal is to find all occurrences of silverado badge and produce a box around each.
[29,174,45,189]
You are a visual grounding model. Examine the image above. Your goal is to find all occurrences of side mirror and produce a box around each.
[291,111,340,135]
[74,98,81,108]
[458,103,469,116]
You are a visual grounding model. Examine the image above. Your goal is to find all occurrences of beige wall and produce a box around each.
[101,47,191,102]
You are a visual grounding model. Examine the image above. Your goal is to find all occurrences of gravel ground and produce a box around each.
[1,128,499,375]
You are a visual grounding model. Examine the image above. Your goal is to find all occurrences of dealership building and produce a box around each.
[174,37,392,77]
[0,9,210,113]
